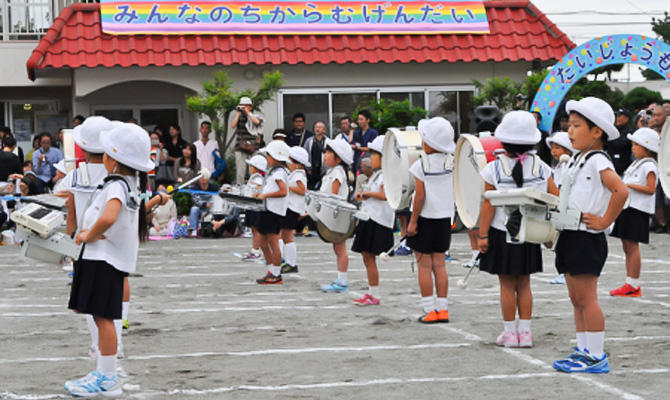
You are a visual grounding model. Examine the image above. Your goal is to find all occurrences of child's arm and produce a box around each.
[626,171,656,195]
[358,187,387,201]
[75,199,122,244]
[331,179,341,195]
[547,176,560,196]
[66,192,77,236]
[477,183,496,253]
[407,177,425,236]
[259,179,287,199]
[582,169,629,230]
[289,180,306,196]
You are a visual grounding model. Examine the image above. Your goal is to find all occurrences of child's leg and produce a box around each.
[267,233,282,267]
[515,275,533,335]
[86,314,99,351]
[431,252,448,298]
[498,275,518,322]
[93,316,117,376]
[333,242,349,282]
[281,229,297,266]
[398,214,408,237]
[622,239,641,283]
[415,251,435,312]
[362,252,380,298]
[567,274,605,357]
[566,275,587,350]
[259,234,272,263]
[252,227,261,251]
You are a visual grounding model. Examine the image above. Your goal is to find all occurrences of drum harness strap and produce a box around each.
[419,153,454,176]
[623,157,657,180]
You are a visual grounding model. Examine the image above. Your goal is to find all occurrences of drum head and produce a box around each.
[453,134,487,229]
[382,129,423,210]
[659,119,670,195]
[316,220,356,244]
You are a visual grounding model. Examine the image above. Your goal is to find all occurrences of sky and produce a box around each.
[531,0,668,81]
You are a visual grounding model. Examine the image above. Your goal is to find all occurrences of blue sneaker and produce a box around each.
[553,349,610,373]
[394,246,413,256]
[64,371,122,397]
[320,280,349,293]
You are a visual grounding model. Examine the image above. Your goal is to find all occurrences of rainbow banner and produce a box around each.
[99,0,490,35]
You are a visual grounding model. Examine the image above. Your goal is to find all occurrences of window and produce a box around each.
[2,0,52,40]
[282,94,328,134]
[10,101,66,143]
[140,108,179,132]
[332,92,375,135]
[94,109,134,123]
[428,90,473,134]
[92,106,181,132]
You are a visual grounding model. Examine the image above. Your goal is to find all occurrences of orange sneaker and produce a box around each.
[437,309,450,323]
[418,310,439,324]
[609,283,641,297]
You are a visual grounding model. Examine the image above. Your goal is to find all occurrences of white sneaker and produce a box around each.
[64,371,122,397]
[62,259,74,272]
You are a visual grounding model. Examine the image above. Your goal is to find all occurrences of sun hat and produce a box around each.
[565,97,619,141]
[627,127,659,153]
[239,97,253,106]
[72,116,114,153]
[260,140,291,163]
[100,123,154,172]
[289,146,311,168]
[494,111,541,145]
[367,135,385,154]
[417,117,455,153]
[54,160,67,175]
[325,137,354,166]
[545,131,574,154]
[246,154,268,172]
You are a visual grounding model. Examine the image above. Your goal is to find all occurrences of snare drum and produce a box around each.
[382,127,423,210]
[219,185,266,211]
[305,191,358,234]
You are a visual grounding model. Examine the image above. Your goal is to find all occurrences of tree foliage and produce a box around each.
[472,77,520,111]
[565,79,625,108]
[642,11,670,80]
[352,99,426,135]
[619,87,664,112]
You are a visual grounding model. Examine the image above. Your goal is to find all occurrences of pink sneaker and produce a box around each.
[353,294,380,305]
[518,331,533,348]
[495,331,519,347]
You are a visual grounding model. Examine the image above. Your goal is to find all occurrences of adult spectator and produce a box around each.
[25,135,41,166]
[231,96,263,184]
[53,127,65,149]
[173,143,201,184]
[72,115,85,128]
[149,130,169,189]
[0,135,22,182]
[0,127,10,143]
[188,176,220,236]
[336,116,355,143]
[352,110,379,172]
[302,121,328,189]
[31,132,63,189]
[193,121,218,174]
[663,100,670,116]
[20,161,44,195]
[286,112,313,147]
[272,129,288,142]
[354,157,373,197]
[531,111,552,165]
[649,105,666,133]
[164,123,189,168]
[557,114,569,132]
[607,108,633,176]
[149,185,177,236]
[2,132,24,165]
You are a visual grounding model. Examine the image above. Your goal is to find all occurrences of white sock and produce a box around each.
[122,302,129,321]
[337,271,348,284]
[586,331,605,358]
[518,319,531,333]
[86,315,98,348]
[625,276,641,288]
[97,355,117,377]
[436,297,448,311]
[421,296,435,313]
[278,239,285,258]
[576,332,587,352]
[269,265,281,276]
[472,250,479,259]
[285,242,297,266]
[503,320,516,333]
[369,285,380,299]
[113,319,123,346]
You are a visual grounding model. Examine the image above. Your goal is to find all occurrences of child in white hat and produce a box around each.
[610,127,659,298]
[320,137,354,293]
[351,135,394,305]
[65,123,154,397]
[278,146,310,274]
[406,117,455,324]
[240,154,267,261]
[255,140,290,284]
[552,97,628,374]
[478,110,559,347]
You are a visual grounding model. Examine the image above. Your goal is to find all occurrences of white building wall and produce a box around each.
[0,43,70,87]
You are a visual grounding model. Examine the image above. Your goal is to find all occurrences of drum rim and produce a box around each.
[453,134,486,229]
[382,129,423,211]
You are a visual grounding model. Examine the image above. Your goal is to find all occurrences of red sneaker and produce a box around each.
[609,283,641,297]
[353,294,380,306]
[256,272,283,285]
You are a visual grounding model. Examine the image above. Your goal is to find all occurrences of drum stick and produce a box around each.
[168,168,212,195]
[380,235,407,261]
[457,254,482,289]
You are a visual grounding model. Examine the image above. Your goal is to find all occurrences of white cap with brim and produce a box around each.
[545,131,574,154]
[325,137,354,166]
[418,117,455,153]
[239,96,253,106]
[289,146,311,168]
[54,160,67,174]
[565,97,619,141]
[100,123,154,172]
[260,140,291,163]
[246,154,268,172]
[495,110,541,145]
[627,127,659,153]
[72,116,114,153]
[367,135,385,154]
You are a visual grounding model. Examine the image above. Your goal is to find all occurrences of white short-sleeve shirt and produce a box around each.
[67,163,109,228]
[247,172,264,189]
[409,153,454,220]
[194,139,219,173]
[363,170,395,229]
[262,166,289,216]
[287,169,307,214]
[565,152,616,233]
[552,162,570,188]
[623,158,658,214]
[81,176,140,274]
[480,155,552,231]
[320,165,349,199]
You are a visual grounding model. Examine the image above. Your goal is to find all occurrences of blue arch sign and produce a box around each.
[533,34,670,133]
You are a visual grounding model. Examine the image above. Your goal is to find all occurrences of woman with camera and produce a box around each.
[231,97,264,184]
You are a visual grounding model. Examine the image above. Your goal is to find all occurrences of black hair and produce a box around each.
[358,109,372,120]
[138,172,148,242]
[179,143,198,170]
[273,128,287,136]
[40,132,52,141]
[23,160,32,168]
[200,121,212,128]
[340,116,352,123]
[73,115,85,124]
[324,145,351,177]
[569,111,607,147]
[0,126,11,135]
[558,113,569,121]
[502,142,535,188]
[531,111,542,122]
[292,113,306,122]
[3,135,16,149]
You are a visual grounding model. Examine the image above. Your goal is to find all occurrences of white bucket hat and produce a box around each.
[239,96,253,106]
[367,135,385,154]
[72,116,114,153]
[246,154,268,172]
[545,131,574,153]
[100,123,154,172]
[325,137,354,166]
[495,111,541,145]
[418,117,455,153]
[54,160,67,175]
[565,97,619,141]
[289,146,311,168]
[260,140,291,163]
[627,127,659,153]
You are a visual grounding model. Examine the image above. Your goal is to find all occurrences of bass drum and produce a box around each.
[61,128,86,173]
[659,118,670,194]
[382,127,424,210]
[453,134,503,229]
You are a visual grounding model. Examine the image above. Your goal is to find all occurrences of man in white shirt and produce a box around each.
[193,121,218,174]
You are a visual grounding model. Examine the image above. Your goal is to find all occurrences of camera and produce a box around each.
[236,106,246,112]
[515,93,528,101]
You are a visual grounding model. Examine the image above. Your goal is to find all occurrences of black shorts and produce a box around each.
[555,230,608,277]
[257,211,282,235]
[68,259,127,320]
[611,207,651,244]
[406,217,451,254]
[479,227,543,276]
[351,219,394,255]
[244,210,259,228]
[280,209,300,230]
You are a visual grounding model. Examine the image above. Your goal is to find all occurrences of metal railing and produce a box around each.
[0,0,98,40]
